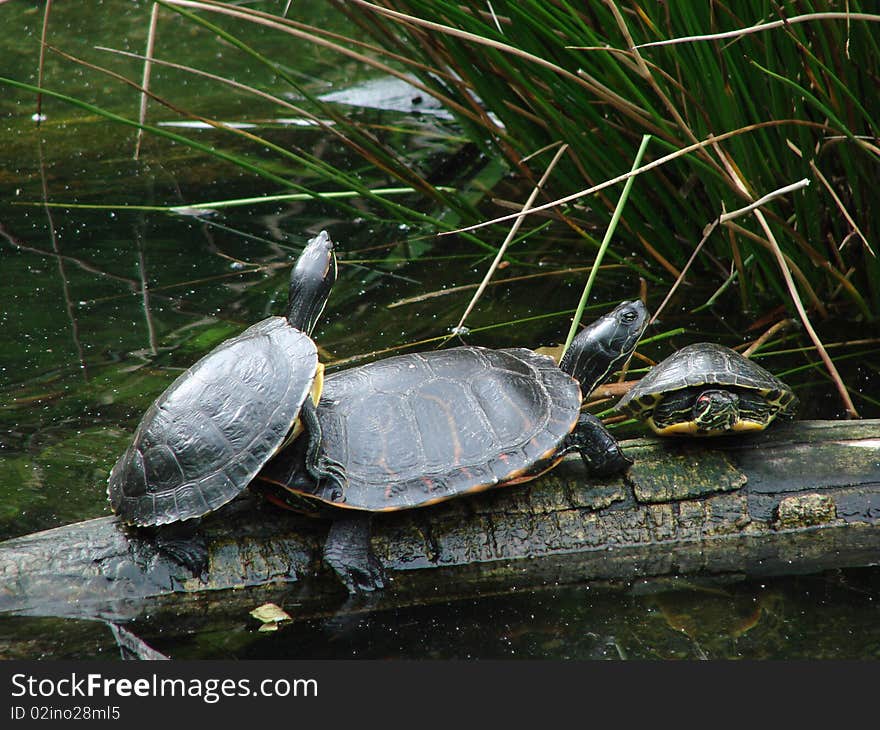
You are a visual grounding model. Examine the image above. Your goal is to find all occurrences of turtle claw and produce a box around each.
[315,455,348,502]
[334,557,387,595]
[321,455,347,483]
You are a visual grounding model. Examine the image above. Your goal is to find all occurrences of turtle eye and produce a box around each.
[621,311,638,323]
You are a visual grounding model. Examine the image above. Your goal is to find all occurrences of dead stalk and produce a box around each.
[134,3,160,160]
[453,143,569,334]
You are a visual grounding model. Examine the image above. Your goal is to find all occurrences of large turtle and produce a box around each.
[256,299,649,592]
[616,342,798,436]
[107,230,344,569]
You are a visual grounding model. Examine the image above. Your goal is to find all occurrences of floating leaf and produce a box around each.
[249,602,292,630]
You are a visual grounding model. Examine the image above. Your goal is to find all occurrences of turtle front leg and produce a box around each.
[323,514,387,593]
[563,412,632,476]
[299,397,347,501]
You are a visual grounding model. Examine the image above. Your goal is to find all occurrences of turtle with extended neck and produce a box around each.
[257,299,649,592]
[107,230,344,571]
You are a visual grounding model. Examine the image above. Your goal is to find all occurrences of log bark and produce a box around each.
[1,419,878,621]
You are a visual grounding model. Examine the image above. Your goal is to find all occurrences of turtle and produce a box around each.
[255,299,649,593]
[616,342,798,436]
[106,230,345,570]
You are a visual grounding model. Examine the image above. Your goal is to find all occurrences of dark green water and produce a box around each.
[2,569,879,660]
[0,1,878,660]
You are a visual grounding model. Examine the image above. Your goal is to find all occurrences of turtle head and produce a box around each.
[286,230,338,334]
[693,389,739,432]
[559,299,649,397]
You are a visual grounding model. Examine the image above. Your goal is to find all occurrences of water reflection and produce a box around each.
[2,569,877,660]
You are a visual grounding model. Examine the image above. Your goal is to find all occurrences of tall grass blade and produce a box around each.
[562,134,651,356]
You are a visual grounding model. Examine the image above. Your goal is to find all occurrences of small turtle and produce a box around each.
[107,231,344,569]
[256,300,649,592]
[616,342,798,436]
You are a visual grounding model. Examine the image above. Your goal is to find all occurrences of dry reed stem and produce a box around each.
[742,319,795,358]
[134,3,160,161]
[806,160,874,257]
[649,219,716,325]
[388,268,604,309]
[96,47,325,124]
[754,206,857,417]
[35,0,53,124]
[606,1,703,151]
[648,182,808,352]
[718,179,811,223]
[441,120,822,236]
[705,141,850,413]
[720,220,827,317]
[453,143,569,334]
[344,0,634,104]
[633,12,880,49]
[708,148,859,416]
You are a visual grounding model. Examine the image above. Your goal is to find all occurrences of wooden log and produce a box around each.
[0,419,878,622]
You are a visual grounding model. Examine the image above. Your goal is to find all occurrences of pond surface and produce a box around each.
[2,568,879,660]
[0,1,878,661]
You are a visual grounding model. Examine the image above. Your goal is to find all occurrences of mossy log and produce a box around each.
[1,419,878,621]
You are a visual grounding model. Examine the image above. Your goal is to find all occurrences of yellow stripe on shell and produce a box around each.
[283,362,325,444]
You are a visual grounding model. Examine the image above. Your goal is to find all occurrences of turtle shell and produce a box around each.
[108,316,319,526]
[616,342,798,429]
[258,346,582,512]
